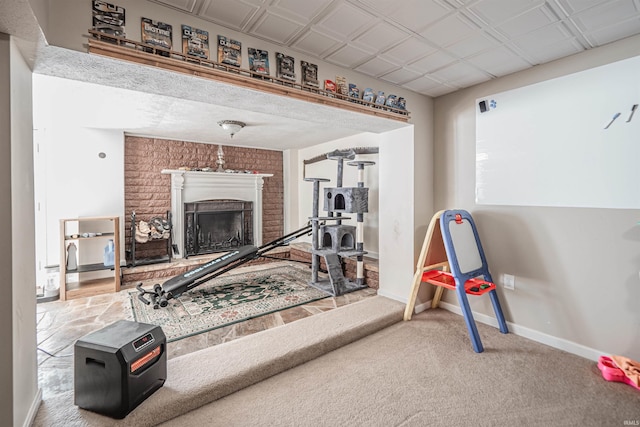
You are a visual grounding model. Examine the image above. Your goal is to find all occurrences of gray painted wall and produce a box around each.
[433,34,640,361]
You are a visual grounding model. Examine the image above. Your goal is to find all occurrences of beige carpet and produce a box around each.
[33,298,640,426]
[161,309,640,427]
[33,296,405,426]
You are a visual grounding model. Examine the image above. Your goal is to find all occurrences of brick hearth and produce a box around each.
[123,243,378,289]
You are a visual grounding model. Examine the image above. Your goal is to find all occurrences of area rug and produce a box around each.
[129,264,329,342]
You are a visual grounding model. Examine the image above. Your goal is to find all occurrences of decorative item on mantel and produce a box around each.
[216,145,226,172]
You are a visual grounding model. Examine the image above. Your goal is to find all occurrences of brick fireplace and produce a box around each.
[124,136,283,261]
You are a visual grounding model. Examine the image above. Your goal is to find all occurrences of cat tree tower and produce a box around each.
[305,149,375,296]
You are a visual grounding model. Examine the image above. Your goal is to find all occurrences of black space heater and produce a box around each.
[74,320,167,419]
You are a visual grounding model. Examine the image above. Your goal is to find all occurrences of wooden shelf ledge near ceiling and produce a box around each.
[87,30,410,123]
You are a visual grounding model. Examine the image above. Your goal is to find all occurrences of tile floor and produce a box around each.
[36,260,376,399]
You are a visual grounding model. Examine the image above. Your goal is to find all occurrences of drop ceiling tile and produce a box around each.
[355,57,398,77]
[150,0,198,13]
[199,0,259,29]
[445,31,500,58]
[316,2,375,39]
[466,46,531,76]
[428,61,483,83]
[325,44,374,68]
[271,0,333,22]
[356,0,401,16]
[250,11,304,44]
[379,67,422,84]
[512,21,573,52]
[556,0,619,14]
[406,50,457,74]
[468,0,544,25]
[405,78,459,97]
[586,17,640,45]
[448,67,491,87]
[571,1,640,33]
[291,29,342,57]
[401,75,443,93]
[354,22,409,52]
[381,37,436,64]
[496,5,558,38]
[420,13,480,47]
[388,0,452,32]
[518,38,583,63]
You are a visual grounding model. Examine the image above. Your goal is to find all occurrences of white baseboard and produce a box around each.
[23,387,42,427]
[376,292,604,362]
[437,301,605,362]
[414,300,432,315]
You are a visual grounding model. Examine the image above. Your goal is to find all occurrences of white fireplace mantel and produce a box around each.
[162,169,273,258]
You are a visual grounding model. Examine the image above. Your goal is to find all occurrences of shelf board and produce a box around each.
[64,232,115,240]
[66,263,116,274]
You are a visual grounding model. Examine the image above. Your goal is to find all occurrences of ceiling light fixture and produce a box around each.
[217,120,245,139]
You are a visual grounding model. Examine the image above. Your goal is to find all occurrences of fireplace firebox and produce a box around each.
[184,200,253,257]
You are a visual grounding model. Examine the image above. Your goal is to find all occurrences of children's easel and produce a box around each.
[404,209,508,353]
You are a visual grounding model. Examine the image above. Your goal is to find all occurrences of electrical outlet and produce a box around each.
[503,274,515,290]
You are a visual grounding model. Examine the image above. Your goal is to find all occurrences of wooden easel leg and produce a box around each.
[403,271,423,321]
[431,265,448,308]
[431,286,445,308]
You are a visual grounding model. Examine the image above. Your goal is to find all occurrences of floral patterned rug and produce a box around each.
[129,264,328,342]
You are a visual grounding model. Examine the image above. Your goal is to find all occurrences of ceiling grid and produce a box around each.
[139,0,640,97]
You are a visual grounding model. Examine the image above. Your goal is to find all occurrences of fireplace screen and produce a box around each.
[184,200,253,257]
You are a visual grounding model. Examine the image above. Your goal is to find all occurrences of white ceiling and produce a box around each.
[151,0,640,97]
[2,0,640,149]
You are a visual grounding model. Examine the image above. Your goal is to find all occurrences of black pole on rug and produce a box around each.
[136,223,314,309]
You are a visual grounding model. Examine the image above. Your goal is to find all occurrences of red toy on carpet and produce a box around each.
[598,355,640,391]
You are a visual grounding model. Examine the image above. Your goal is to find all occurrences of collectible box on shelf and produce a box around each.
[363,88,375,103]
[375,91,386,106]
[92,0,126,37]
[348,83,360,100]
[276,53,296,82]
[248,48,270,75]
[301,61,319,88]
[141,17,172,56]
[181,25,209,59]
[335,76,348,96]
[324,80,336,97]
[385,94,398,108]
[397,97,406,110]
[218,36,242,67]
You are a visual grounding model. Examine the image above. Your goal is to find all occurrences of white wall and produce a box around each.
[33,73,125,271]
[433,34,640,361]
[0,31,14,427]
[2,33,39,427]
[378,126,416,301]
